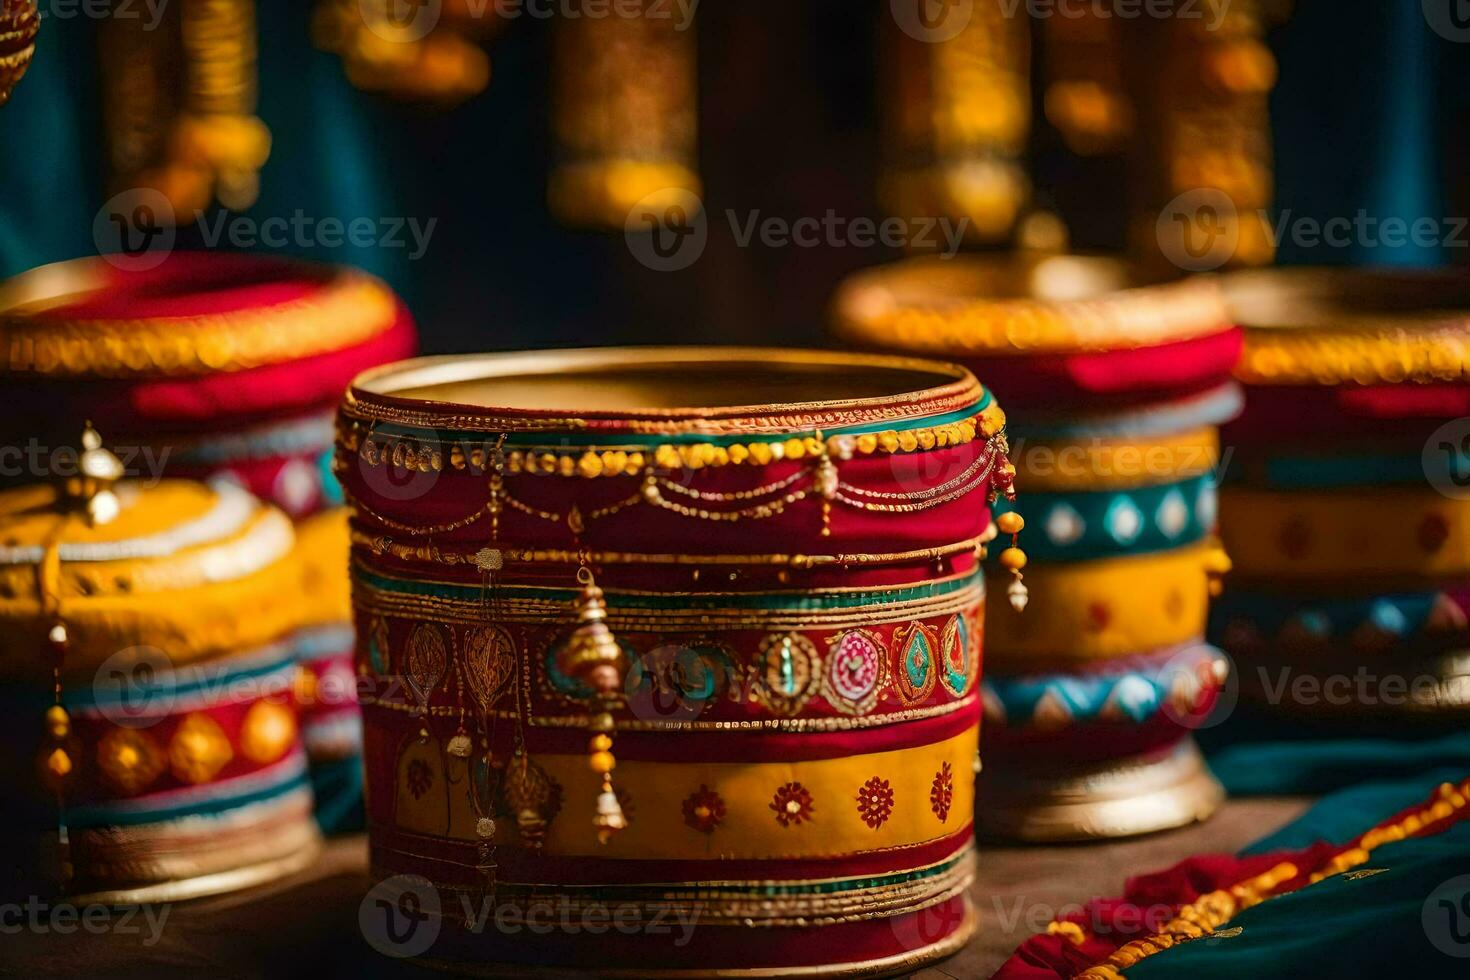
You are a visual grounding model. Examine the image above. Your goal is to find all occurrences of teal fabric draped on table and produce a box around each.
[1125,766,1470,978]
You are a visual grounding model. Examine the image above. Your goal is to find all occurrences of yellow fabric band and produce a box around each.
[1011,427,1220,492]
[985,542,1228,668]
[296,508,352,627]
[0,551,313,682]
[391,726,977,860]
[1220,485,1470,581]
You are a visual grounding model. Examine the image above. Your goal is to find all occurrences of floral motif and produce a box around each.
[823,630,884,715]
[856,776,895,829]
[770,782,815,828]
[682,784,726,834]
[930,762,954,822]
[406,758,433,799]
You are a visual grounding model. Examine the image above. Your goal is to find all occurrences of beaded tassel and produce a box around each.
[555,568,628,844]
[997,511,1029,612]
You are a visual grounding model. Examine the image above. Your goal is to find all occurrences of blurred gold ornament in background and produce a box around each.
[880,2,1031,246]
[0,0,38,107]
[313,0,499,105]
[548,0,701,230]
[1042,10,1132,156]
[1127,0,1281,274]
[101,0,269,215]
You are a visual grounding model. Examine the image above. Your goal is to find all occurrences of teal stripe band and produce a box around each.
[71,644,297,713]
[353,567,982,612]
[994,474,1217,562]
[368,396,991,450]
[65,767,310,829]
[1245,452,1455,490]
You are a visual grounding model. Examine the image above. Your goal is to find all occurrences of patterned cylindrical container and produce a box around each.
[833,254,1239,840]
[337,348,1015,975]
[0,431,320,902]
[0,252,417,827]
[1214,269,1470,720]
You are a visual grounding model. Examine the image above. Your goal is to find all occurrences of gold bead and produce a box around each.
[589,733,613,752]
[996,512,1025,535]
[45,705,70,738]
[46,748,73,779]
[589,751,616,773]
[577,452,603,478]
[998,547,1027,571]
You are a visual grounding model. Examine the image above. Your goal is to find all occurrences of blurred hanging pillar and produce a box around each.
[548,0,702,231]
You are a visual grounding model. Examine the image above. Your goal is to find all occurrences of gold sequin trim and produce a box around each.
[0,268,398,377]
[338,407,1005,478]
[1075,777,1470,978]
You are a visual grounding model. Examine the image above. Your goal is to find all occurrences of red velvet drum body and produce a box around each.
[336,348,1013,976]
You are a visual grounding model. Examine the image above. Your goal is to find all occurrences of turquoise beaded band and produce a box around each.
[993,474,1216,562]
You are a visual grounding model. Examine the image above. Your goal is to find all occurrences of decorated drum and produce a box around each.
[834,254,1236,840]
[0,430,320,902]
[336,348,1015,976]
[0,252,417,826]
[1213,269,1470,718]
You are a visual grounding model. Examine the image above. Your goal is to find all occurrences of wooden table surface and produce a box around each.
[3,798,1311,980]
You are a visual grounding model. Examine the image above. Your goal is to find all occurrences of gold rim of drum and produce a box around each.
[831,254,1229,357]
[1226,266,1470,386]
[345,346,986,432]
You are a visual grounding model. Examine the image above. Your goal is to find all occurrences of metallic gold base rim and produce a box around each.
[977,740,1224,842]
[66,832,323,906]
[412,895,976,979]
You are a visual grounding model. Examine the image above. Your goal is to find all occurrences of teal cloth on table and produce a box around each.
[1126,766,1470,978]
[1203,727,1470,798]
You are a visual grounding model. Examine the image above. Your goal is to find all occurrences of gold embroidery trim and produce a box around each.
[0,267,398,377]
[337,405,1007,477]
[831,255,1230,356]
[371,842,974,927]
[1238,326,1470,386]
[361,691,977,731]
[1074,777,1470,979]
[340,347,988,434]
[350,531,988,570]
